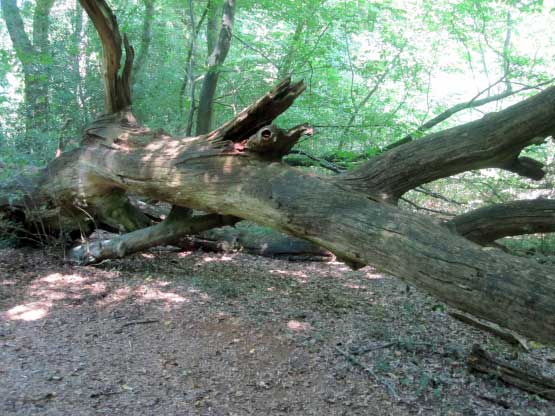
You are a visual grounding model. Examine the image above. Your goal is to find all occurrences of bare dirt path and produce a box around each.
[1,248,554,415]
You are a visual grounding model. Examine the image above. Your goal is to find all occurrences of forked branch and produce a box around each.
[79,0,134,113]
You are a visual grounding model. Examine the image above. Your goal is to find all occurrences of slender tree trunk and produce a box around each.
[1,0,54,134]
[196,0,235,134]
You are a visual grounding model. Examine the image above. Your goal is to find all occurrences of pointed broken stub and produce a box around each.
[245,124,313,159]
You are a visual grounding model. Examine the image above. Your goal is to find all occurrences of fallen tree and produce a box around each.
[451,199,555,245]
[2,0,555,344]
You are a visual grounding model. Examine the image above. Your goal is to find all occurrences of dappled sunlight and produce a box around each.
[203,254,235,262]
[4,301,51,321]
[269,269,309,283]
[136,284,188,304]
[34,272,107,301]
[327,261,351,272]
[286,320,312,332]
[343,282,370,291]
[223,157,235,174]
[1,268,197,323]
[97,286,132,307]
[364,269,387,280]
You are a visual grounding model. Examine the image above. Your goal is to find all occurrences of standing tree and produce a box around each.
[1,0,55,135]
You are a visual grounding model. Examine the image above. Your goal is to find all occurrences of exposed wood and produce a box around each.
[468,345,555,400]
[451,199,555,245]
[4,79,555,344]
[69,209,238,265]
[79,0,133,113]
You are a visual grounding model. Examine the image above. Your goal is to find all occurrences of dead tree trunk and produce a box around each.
[3,78,555,344]
[450,199,555,245]
[2,0,555,345]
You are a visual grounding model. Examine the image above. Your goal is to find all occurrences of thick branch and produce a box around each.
[245,124,313,159]
[451,199,555,245]
[70,211,238,265]
[79,0,133,113]
[337,86,555,202]
[4,80,555,345]
[206,77,306,142]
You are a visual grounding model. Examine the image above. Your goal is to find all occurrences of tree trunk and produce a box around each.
[196,0,236,134]
[3,78,555,345]
[4,0,555,347]
[450,199,555,245]
[1,0,54,134]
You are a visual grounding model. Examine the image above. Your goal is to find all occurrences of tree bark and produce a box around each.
[70,208,238,264]
[3,78,555,344]
[468,345,555,400]
[4,0,555,346]
[195,0,236,134]
[451,199,555,245]
[78,0,133,113]
[185,223,332,261]
[1,0,54,133]
[133,0,155,77]
[337,86,555,202]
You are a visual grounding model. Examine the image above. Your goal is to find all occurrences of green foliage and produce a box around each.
[1,0,555,254]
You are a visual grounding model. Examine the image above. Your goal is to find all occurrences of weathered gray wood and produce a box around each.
[338,87,555,202]
[3,79,555,343]
[468,345,555,400]
[451,199,555,244]
[69,209,237,265]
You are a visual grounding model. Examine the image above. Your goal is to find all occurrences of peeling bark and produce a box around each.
[4,0,555,346]
[69,209,237,265]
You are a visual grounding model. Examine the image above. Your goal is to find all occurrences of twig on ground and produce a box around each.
[115,319,159,333]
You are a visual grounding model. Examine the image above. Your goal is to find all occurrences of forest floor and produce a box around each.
[1,246,555,416]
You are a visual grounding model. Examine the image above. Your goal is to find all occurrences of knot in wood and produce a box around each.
[245,125,283,154]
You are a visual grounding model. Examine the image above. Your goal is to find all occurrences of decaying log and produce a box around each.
[451,199,555,245]
[3,79,555,344]
[184,223,332,261]
[69,207,238,264]
[468,345,555,400]
[3,0,555,345]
